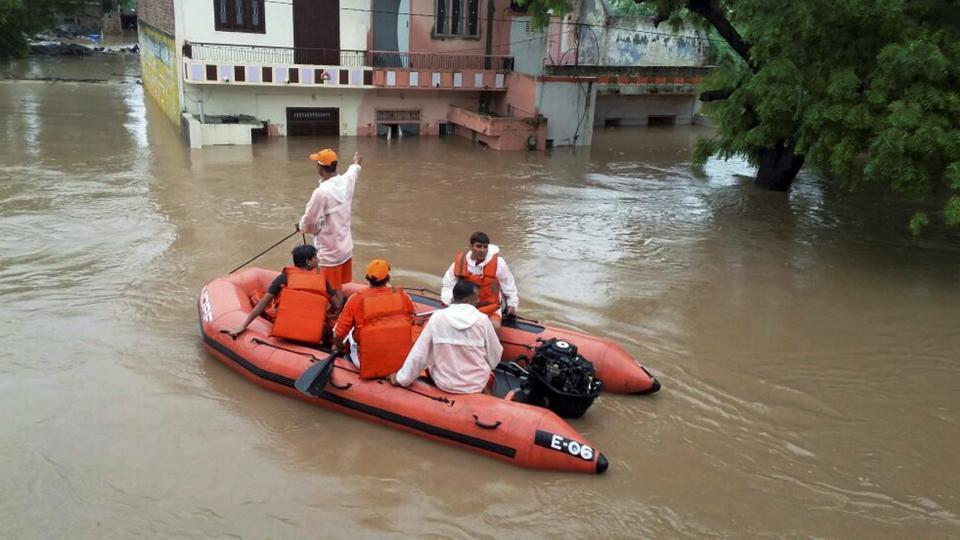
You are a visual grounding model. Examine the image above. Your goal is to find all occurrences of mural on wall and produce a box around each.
[604,17,707,66]
[573,0,710,67]
[576,18,709,67]
[139,23,180,127]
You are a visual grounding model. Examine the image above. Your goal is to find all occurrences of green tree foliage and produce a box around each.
[700,0,960,232]
[0,0,87,59]
[606,0,656,17]
[527,0,960,232]
[519,0,572,28]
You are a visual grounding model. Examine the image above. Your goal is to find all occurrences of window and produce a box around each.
[467,0,479,35]
[214,0,265,33]
[437,0,447,34]
[435,0,479,37]
[451,0,461,34]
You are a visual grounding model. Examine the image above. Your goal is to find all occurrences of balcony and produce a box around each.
[182,42,514,91]
[446,106,546,151]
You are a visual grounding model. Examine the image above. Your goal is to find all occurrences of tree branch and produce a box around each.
[687,0,754,69]
[636,0,755,70]
[699,88,733,102]
[635,0,671,26]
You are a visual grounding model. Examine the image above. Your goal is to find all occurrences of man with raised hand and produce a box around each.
[299,148,362,292]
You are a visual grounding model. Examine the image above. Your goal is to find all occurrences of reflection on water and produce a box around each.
[1,56,959,538]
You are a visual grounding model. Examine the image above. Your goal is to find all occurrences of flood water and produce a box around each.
[2,56,959,538]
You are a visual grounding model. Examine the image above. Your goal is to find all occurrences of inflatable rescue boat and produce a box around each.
[200,268,609,474]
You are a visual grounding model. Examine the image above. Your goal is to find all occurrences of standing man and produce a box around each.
[440,231,519,327]
[299,148,362,292]
[389,281,503,394]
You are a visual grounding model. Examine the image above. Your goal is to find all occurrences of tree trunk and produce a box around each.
[755,140,805,191]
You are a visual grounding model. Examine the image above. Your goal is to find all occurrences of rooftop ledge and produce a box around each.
[542,64,715,94]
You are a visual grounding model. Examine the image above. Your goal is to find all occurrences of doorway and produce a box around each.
[647,115,676,127]
[286,107,340,136]
[293,0,340,65]
[371,0,409,67]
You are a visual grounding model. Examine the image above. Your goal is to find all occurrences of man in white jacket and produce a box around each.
[389,281,503,394]
[440,231,519,327]
[298,148,362,292]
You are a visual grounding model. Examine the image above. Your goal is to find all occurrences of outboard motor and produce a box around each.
[526,338,603,418]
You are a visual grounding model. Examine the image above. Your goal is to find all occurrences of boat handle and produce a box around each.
[330,379,352,390]
[473,415,502,430]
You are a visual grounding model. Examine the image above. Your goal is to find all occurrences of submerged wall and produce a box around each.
[593,94,696,127]
[139,22,181,127]
[538,80,596,146]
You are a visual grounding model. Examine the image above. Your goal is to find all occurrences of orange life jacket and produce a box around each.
[270,266,330,343]
[454,251,501,315]
[356,286,416,379]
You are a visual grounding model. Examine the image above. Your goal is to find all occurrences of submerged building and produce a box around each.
[137,0,712,149]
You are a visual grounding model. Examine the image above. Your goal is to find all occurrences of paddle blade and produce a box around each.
[294,356,336,397]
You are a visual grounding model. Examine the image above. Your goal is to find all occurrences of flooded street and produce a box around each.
[2,56,959,537]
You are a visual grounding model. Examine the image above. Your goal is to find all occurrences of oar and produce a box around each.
[294,352,341,397]
[227,228,300,274]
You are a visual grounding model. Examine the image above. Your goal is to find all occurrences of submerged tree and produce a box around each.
[0,0,87,59]
[525,0,960,232]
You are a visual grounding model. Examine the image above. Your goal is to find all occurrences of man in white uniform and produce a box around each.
[440,231,519,327]
[298,148,362,291]
[389,281,503,394]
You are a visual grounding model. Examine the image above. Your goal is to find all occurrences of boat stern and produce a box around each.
[526,412,609,474]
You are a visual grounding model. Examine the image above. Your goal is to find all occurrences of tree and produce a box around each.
[0,0,87,59]
[605,0,656,17]
[524,0,960,232]
[517,0,554,27]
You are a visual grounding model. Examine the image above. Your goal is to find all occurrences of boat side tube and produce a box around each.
[200,270,609,474]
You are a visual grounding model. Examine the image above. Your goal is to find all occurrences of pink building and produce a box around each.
[137,0,711,149]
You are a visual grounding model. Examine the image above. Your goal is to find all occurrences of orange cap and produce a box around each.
[309,148,338,166]
[365,259,390,281]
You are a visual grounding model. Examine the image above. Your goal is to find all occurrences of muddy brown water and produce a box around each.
[2,56,959,538]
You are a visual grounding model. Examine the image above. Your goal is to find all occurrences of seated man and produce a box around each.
[227,245,341,343]
[389,280,503,394]
[440,231,519,327]
[332,259,417,379]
